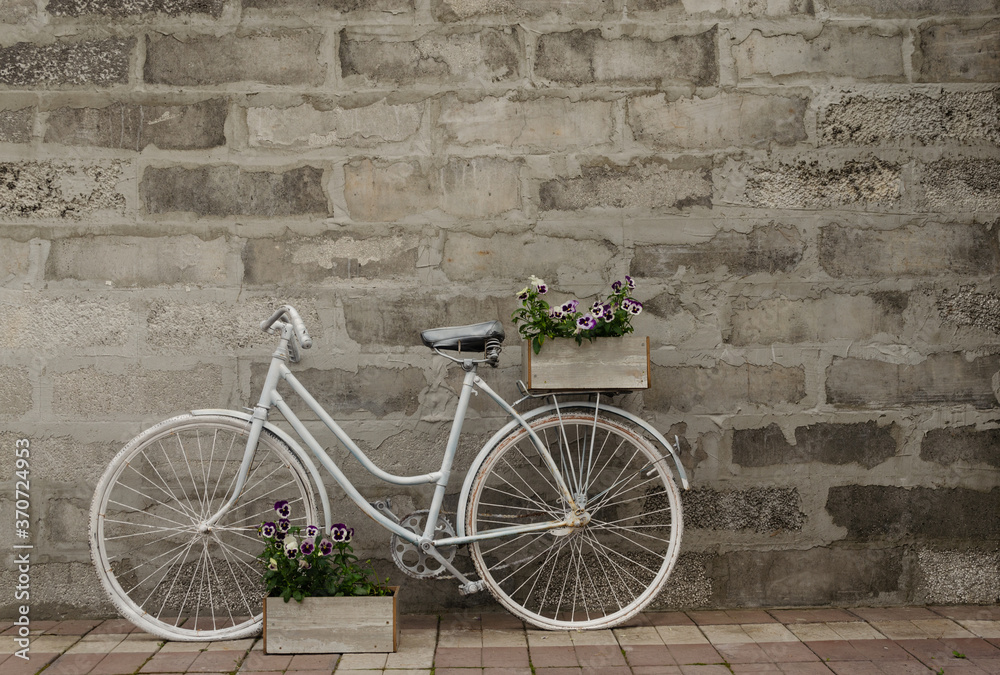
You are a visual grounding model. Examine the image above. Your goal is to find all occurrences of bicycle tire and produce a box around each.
[89,414,318,641]
[466,410,682,630]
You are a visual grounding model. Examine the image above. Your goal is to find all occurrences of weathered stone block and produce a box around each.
[0,37,133,87]
[732,421,898,469]
[250,364,425,417]
[728,292,907,345]
[343,294,513,347]
[939,286,1000,335]
[535,28,717,87]
[828,0,1000,16]
[827,485,1000,539]
[344,158,521,221]
[433,0,611,21]
[244,0,411,13]
[0,160,128,221]
[51,363,226,417]
[826,353,1000,409]
[0,430,116,483]
[683,487,804,532]
[819,222,999,278]
[244,234,419,284]
[921,159,1000,212]
[647,363,806,412]
[145,32,325,86]
[916,548,1000,605]
[629,92,807,149]
[45,99,227,150]
[540,159,711,212]
[920,425,1000,467]
[439,95,613,151]
[1,0,36,24]
[142,165,327,217]
[733,27,905,81]
[917,21,1000,83]
[0,365,31,419]
[0,239,31,283]
[46,0,225,16]
[631,224,803,277]
[721,548,904,607]
[247,100,422,149]
[45,235,237,287]
[1,296,131,351]
[440,232,618,282]
[740,158,902,209]
[340,28,520,85]
[0,108,32,143]
[145,298,319,352]
[821,91,1000,146]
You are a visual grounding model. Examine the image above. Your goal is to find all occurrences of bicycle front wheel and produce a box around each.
[90,414,317,641]
[466,410,682,630]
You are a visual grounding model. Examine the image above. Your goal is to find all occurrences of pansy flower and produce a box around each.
[591,302,605,319]
[277,518,291,533]
[318,538,334,556]
[561,300,579,314]
[625,275,635,290]
[259,522,276,539]
[299,539,315,556]
[331,523,349,543]
[284,536,298,558]
[576,314,597,331]
[274,500,291,519]
[549,307,564,319]
[305,525,319,538]
[267,557,278,571]
[612,280,622,293]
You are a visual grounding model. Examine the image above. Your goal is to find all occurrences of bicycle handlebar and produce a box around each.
[260,305,312,349]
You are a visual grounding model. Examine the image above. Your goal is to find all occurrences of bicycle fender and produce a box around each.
[455,401,689,539]
[190,409,332,531]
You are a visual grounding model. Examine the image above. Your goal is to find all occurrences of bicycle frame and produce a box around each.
[206,321,579,566]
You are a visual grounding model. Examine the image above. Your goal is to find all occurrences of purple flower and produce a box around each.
[612,280,622,293]
[591,302,605,319]
[299,539,315,556]
[517,288,529,300]
[275,530,286,541]
[576,314,597,331]
[345,527,354,543]
[602,303,612,317]
[305,525,319,538]
[622,298,643,315]
[284,537,298,558]
[331,523,349,543]
[274,500,291,519]
[548,307,564,319]
[318,538,334,556]
[561,300,579,314]
[625,275,635,290]
[277,518,290,534]
[536,283,547,294]
[259,522,276,539]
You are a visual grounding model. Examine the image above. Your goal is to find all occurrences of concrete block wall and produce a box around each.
[0,0,998,618]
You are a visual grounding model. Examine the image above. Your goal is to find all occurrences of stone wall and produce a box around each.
[1,0,998,618]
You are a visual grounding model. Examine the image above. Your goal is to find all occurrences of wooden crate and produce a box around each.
[263,589,399,654]
[522,336,650,391]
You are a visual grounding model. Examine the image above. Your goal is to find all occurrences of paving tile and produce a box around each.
[206,639,255,652]
[631,667,683,675]
[440,614,482,632]
[826,663,882,674]
[958,620,1000,639]
[89,652,154,675]
[872,663,932,674]
[623,644,674,666]
[526,631,574,648]
[730,665,784,674]
[655,626,709,645]
[743,623,799,643]
[189,650,245,672]
[777,664,834,674]
[438,633,483,648]
[677,665,731,674]
[911,619,975,639]
[580,667,630,675]
[483,668,532,675]
[726,610,778,624]
[67,640,127,654]
[337,652,387,670]
[574,645,627,667]
[3,653,59,675]
[480,614,524,631]
[89,621,141,635]
[615,614,653,628]
[758,641,820,662]
[936,636,1000,658]
[849,609,938,622]
[529,645,578,667]
[481,629,527,648]
[846,640,911,661]
[967,657,1000,671]
[45,621,104,636]
[869,622,926,641]
[159,641,205,652]
[769,609,858,624]
[140,651,200,672]
[435,647,483,668]
[667,643,722,665]
[646,613,695,626]
[805,641,868,661]
[385,647,434,669]
[788,624,843,642]
[614,626,664,646]
[828,623,884,641]
[701,625,754,645]
[930,606,1000,622]
[534,668,583,675]
[569,631,617,646]
[286,653,341,670]
[285,670,337,675]
[482,646,529,667]
[44,652,106,675]
[382,670,432,675]
[687,611,735,626]
[29,635,81,652]
[893,638,961,666]
[241,651,293,671]
[714,642,772,664]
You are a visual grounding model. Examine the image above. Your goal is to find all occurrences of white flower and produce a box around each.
[284,536,298,554]
[529,275,545,288]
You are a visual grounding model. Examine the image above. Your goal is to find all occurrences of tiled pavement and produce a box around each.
[2,606,1000,675]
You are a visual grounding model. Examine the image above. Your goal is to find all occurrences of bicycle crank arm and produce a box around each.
[418,541,480,591]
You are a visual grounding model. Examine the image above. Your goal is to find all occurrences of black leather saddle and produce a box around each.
[420,320,505,352]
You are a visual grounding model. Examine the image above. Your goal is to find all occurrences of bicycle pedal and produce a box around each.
[371,499,400,524]
[458,580,486,596]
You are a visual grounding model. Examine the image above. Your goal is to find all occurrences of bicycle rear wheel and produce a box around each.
[90,414,317,641]
[466,410,682,630]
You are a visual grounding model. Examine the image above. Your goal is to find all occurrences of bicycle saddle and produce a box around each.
[420,320,505,352]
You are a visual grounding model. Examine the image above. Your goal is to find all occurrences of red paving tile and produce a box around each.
[534,668,584,675]
[872,663,932,674]
[645,612,696,626]
[240,651,293,671]
[44,620,104,636]
[140,651,200,673]
[969,657,1000,671]
[441,614,483,632]
[777,664,834,674]
[666,644,723,665]
[3,653,60,675]
[530,645,579,667]
[848,608,938,622]
[483,668,533,675]
[724,610,778,624]
[930,606,1000,621]
[188,651,244,672]
[44,653,106,675]
[480,613,524,631]
[623,644,675,666]
[894,638,961,665]
[758,641,820,662]
[286,654,340,670]
[940,636,1000,658]
[482,646,529,667]
[575,645,628,668]
[580,667,631,675]
[436,647,484,668]
[677,665,731,674]
[730,665,784,674]
[848,640,912,661]
[805,641,869,661]
[687,611,735,626]
[630,667,683,675]
[89,620,141,635]
[826,663,882,674]
[89,652,153,675]
[768,609,858,624]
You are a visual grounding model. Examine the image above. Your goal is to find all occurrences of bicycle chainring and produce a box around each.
[390,511,458,579]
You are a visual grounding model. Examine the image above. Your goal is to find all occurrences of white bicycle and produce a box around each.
[89,305,687,640]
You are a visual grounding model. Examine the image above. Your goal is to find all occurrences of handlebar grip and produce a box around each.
[260,305,312,349]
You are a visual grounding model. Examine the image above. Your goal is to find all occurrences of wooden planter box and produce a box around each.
[522,336,650,391]
[263,589,399,654]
